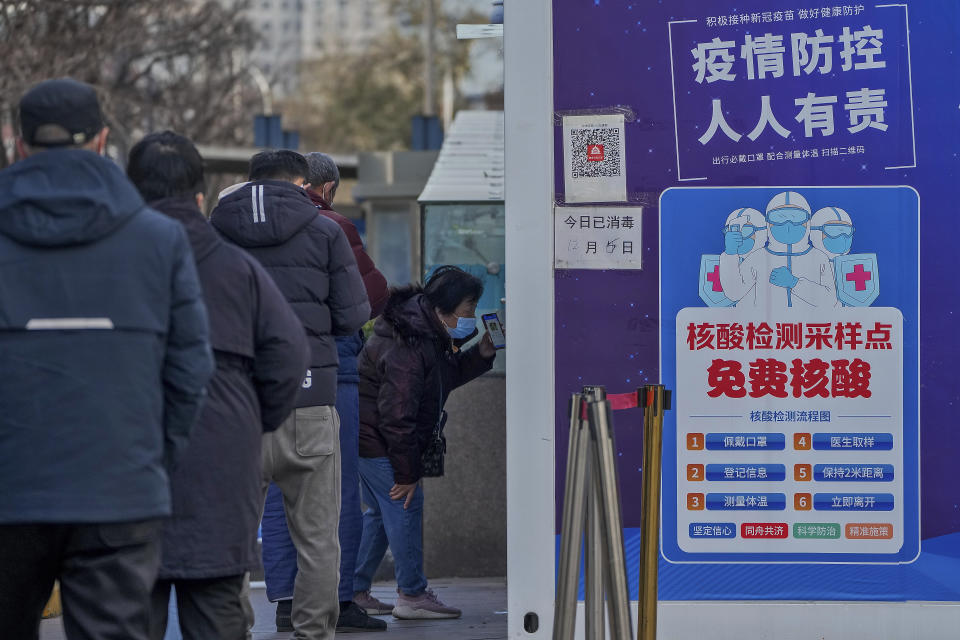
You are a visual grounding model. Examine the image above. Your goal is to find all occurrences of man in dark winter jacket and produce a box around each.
[211,150,370,640]
[126,131,310,640]
[259,151,390,633]
[0,79,214,640]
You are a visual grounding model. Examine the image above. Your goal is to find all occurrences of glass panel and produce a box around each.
[375,211,412,286]
[423,203,506,373]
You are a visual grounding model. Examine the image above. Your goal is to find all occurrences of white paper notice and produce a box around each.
[554,206,642,270]
[562,114,627,203]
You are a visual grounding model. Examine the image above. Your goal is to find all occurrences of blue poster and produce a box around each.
[661,186,920,568]
[552,0,960,602]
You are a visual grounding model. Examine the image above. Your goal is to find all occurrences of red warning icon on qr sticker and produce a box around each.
[586,144,604,162]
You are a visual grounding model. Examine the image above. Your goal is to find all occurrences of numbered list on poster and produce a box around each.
[676,307,904,555]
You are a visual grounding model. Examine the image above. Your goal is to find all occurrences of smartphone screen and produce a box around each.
[481,312,506,349]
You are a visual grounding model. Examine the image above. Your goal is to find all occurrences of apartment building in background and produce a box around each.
[244,0,392,96]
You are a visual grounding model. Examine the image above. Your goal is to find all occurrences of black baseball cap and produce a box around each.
[19,78,104,147]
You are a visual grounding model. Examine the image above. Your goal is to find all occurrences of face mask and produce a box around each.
[447,316,477,339]
[823,234,853,255]
[770,220,807,244]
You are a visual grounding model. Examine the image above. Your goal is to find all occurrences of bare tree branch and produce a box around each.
[0,0,261,163]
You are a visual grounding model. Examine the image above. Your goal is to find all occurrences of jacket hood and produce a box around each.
[0,149,144,247]
[210,180,317,248]
[149,196,221,262]
[218,181,249,202]
[375,286,449,347]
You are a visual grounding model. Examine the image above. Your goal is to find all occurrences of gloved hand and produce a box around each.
[724,230,744,255]
[770,266,799,289]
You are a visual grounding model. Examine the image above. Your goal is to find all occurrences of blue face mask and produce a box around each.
[770,220,807,244]
[823,234,853,255]
[447,316,477,339]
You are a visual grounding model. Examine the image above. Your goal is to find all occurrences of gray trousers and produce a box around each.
[262,406,342,640]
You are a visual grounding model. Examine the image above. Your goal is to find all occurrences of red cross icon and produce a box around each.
[707,265,723,292]
[846,263,872,291]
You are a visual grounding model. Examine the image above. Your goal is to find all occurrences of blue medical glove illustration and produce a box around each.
[770,266,799,289]
[724,229,744,255]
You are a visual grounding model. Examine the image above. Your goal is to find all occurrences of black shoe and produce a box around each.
[276,599,293,632]
[336,601,388,633]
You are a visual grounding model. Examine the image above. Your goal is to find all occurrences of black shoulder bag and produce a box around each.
[420,376,448,478]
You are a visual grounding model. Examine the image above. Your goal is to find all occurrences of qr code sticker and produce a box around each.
[570,127,622,179]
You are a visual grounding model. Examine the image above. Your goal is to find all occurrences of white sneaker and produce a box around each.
[392,588,462,620]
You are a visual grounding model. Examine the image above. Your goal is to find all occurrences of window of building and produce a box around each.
[363,0,374,30]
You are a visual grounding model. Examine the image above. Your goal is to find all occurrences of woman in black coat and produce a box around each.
[127,132,309,640]
[353,267,497,620]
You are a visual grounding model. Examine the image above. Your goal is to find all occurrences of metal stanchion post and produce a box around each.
[583,387,607,640]
[583,461,605,640]
[554,385,640,640]
[588,399,633,640]
[637,385,670,640]
[554,393,588,640]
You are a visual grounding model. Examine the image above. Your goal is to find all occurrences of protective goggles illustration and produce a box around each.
[723,223,766,238]
[810,223,855,238]
[766,207,811,225]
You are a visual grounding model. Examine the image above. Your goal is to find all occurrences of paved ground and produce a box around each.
[40,577,508,640]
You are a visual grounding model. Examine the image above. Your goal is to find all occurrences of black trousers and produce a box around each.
[150,575,247,640]
[0,520,161,640]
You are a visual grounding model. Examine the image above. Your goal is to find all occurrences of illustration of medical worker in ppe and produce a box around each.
[700,208,766,307]
[718,191,836,308]
[810,206,880,306]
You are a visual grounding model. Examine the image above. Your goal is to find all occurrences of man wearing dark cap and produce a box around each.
[0,78,215,639]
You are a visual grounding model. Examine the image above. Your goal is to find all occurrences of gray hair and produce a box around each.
[305,152,340,188]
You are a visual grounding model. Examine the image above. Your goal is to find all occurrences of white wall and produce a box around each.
[504,0,555,637]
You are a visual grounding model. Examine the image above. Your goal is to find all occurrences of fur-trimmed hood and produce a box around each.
[374,285,449,348]
[358,286,495,484]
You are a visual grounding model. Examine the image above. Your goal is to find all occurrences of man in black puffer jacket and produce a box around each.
[211,150,369,640]
[127,132,310,640]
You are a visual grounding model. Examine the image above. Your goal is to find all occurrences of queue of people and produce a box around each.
[0,78,498,640]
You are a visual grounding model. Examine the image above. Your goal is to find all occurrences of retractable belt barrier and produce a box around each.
[554,385,673,640]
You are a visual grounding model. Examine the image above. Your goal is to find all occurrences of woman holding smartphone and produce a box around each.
[352,266,497,620]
